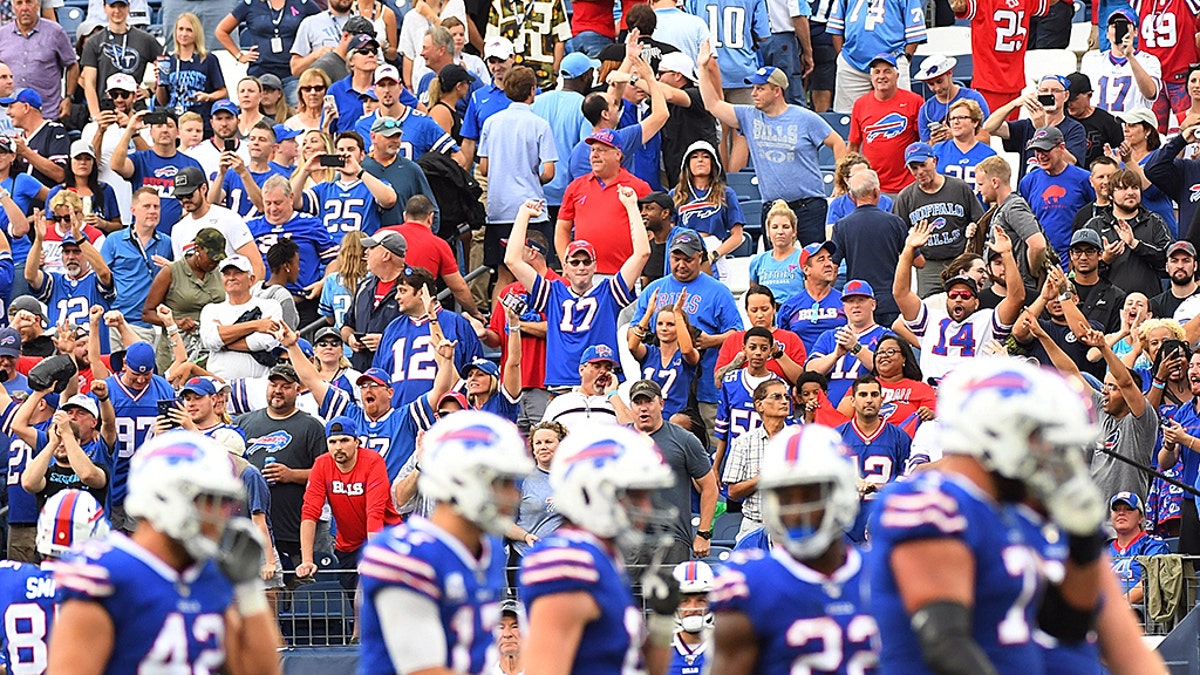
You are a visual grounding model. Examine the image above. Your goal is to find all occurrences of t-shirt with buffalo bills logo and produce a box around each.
[237,407,327,549]
[931,139,997,186]
[1018,163,1094,266]
[849,89,924,194]
[127,149,204,234]
[732,104,833,202]
[1002,117,1088,181]
[672,186,746,242]
[892,175,984,261]
[777,287,846,352]
[1144,132,1200,233]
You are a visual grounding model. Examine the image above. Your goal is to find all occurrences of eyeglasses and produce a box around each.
[876,348,900,357]
[316,340,341,347]
[108,90,133,99]
[299,85,326,93]
[948,115,972,122]
[355,47,378,56]
[758,392,788,401]
[1069,248,1099,256]
[566,258,594,267]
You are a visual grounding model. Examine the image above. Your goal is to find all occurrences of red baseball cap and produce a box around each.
[565,240,596,260]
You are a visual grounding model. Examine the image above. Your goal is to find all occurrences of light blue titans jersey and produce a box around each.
[709,546,880,674]
[300,179,386,237]
[827,0,927,71]
[0,560,57,675]
[687,0,770,88]
[867,472,1047,675]
[358,517,507,675]
[520,529,646,675]
[55,534,233,675]
[530,274,634,388]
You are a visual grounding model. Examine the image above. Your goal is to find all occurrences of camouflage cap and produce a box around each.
[193,228,227,262]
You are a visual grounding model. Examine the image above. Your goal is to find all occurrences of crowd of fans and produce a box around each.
[0,0,1196,648]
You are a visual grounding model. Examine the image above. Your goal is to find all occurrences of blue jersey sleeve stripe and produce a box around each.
[358,561,442,599]
[879,490,968,533]
[905,303,929,336]
[519,564,601,586]
[609,275,634,307]
[530,275,550,312]
[54,562,114,598]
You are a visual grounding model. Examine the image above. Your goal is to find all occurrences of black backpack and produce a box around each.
[417,151,485,240]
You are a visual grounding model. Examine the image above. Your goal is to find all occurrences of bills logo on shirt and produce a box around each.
[865,113,908,142]
[1040,184,1068,204]
[1189,184,1200,202]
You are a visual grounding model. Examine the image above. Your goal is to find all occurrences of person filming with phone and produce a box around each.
[983,74,1088,179]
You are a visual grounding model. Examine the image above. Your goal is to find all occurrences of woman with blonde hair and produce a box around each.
[318,231,369,337]
[285,69,334,132]
[42,190,106,275]
[177,112,205,151]
[748,200,804,302]
[292,130,336,188]
[155,13,228,120]
[931,98,995,184]
[671,140,744,280]
[508,420,567,558]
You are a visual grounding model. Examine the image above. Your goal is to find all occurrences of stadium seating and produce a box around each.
[822,171,836,197]
[728,170,760,203]
[712,510,743,547]
[277,580,355,647]
[819,111,851,144]
[1069,23,1093,56]
[916,26,971,56]
[59,5,84,39]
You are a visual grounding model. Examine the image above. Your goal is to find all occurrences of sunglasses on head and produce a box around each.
[374,118,401,130]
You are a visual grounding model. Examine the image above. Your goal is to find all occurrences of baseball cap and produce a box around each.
[1066,72,1093,99]
[193,228,227,262]
[123,342,156,374]
[629,379,663,402]
[0,327,19,358]
[1026,126,1065,151]
[105,72,136,94]
[437,390,470,412]
[579,344,617,366]
[326,415,361,439]
[1040,74,1070,90]
[9,295,46,322]
[267,364,300,383]
[565,240,596,260]
[62,394,99,418]
[343,15,376,36]
[669,230,704,257]
[273,124,301,143]
[799,240,836,267]
[362,229,407,256]
[438,63,475,88]
[370,116,403,136]
[211,99,239,116]
[842,280,875,299]
[258,73,283,91]
[356,367,392,387]
[868,53,899,69]
[1069,228,1103,250]
[500,599,519,618]
[359,87,378,102]
[179,376,217,397]
[219,255,254,273]
[585,128,619,149]
[0,137,15,154]
[464,357,500,379]
[914,54,957,82]
[69,140,96,159]
[374,64,401,84]
[597,43,625,63]
[204,376,232,394]
[560,52,600,79]
[744,66,788,89]
[314,326,343,344]
[944,274,979,296]
[658,52,698,82]
[637,191,673,211]
[349,33,380,51]
[103,0,128,6]
[904,142,936,165]
[1108,7,1138,24]
[274,338,313,359]
[484,37,514,60]
[499,236,547,256]
[1110,490,1143,511]
[1168,241,1198,258]
[172,166,206,196]
[1117,108,1157,129]
[0,88,40,108]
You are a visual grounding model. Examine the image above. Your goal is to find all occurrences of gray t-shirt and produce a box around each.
[892,176,984,261]
[648,420,713,546]
[238,408,328,545]
[1089,391,1158,504]
[989,193,1046,291]
[513,468,563,557]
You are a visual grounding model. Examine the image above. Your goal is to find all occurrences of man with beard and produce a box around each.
[185,99,247,180]
[894,221,1026,381]
[836,374,911,542]
[637,192,681,286]
[1158,242,1200,319]
[1013,267,1108,379]
[237,363,328,565]
[170,167,264,279]
[975,156,1049,295]
[1062,228,1126,333]
[26,212,114,331]
[1079,168,1172,299]
[1159,351,1200,558]
[290,0,358,74]
[110,111,202,233]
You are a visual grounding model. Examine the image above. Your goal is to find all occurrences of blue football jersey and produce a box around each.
[932,140,997,185]
[0,560,57,675]
[245,215,339,293]
[372,310,484,407]
[686,0,770,88]
[220,165,286,218]
[355,108,458,158]
[640,344,697,418]
[55,534,234,675]
[530,274,634,388]
[36,271,115,335]
[868,472,1047,675]
[716,370,779,445]
[473,387,520,423]
[667,636,709,675]
[4,400,42,526]
[519,529,646,675]
[836,419,911,541]
[709,546,880,674]
[778,288,846,352]
[300,179,386,237]
[358,517,507,675]
[106,374,177,508]
[808,325,887,405]
[321,386,418,477]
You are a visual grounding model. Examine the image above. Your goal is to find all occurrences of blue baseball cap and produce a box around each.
[211,99,239,116]
[585,128,619,149]
[1108,7,1138,24]
[0,88,41,109]
[179,376,217,397]
[273,124,301,143]
[357,367,392,387]
[904,142,936,164]
[842,280,875,299]
[326,415,360,439]
[868,53,898,69]
[744,66,788,89]
[579,344,617,366]
[1110,491,1143,511]
[561,52,600,79]
[1040,74,1070,90]
[274,338,313,359]
[464,357,500,379]
[123,342,156,374]
[359,86,379,101]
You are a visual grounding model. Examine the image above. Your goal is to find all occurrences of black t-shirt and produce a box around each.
[237,408,327,545]
[661,86,719,187]
[643,237,668,284]
[1072,107,1125,170]
[1152,288,1197,319]
[1023,318,1106,379]
[39,460,109,513]
[22,121,69,188]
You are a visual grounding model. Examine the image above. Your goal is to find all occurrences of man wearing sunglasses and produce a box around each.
[84,73,146,227]
[329,33,381,133]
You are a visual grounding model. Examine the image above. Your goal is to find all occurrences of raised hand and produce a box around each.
[617,185,639,207]
[990,224,1012,254]
[906,219,932,250]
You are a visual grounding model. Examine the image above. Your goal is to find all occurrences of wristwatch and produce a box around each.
[851,343,862,355]
[697,529,713,540]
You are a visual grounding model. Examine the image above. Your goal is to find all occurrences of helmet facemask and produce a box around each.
[613,487,678,555]
[764,481,844,561]
[677,594,711,633]
[180,491,242,561]
[453,468,524,537]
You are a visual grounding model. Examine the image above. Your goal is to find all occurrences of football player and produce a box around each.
[668,560,715,675]
[48,431,280,675]
[357,410,534,674]
[0,490,108,675]
[869,359,1107,674]
[519,424,680,675]
[708,424,878,674]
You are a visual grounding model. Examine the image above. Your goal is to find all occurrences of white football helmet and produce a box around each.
[672,560,714,633]
[124,431,246,561]
[938,359,1100,489]
[549,423,676,552]
[760,424,860,561]
[418,411,535,536]
[36,489,109,558]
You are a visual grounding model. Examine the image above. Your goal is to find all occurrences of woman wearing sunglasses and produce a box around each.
[38,190,108,277]
[835,333,936,429]
[285,68,334,132]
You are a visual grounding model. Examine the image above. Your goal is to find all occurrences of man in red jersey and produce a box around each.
[1133,0,1200,125]
[952,0,1050,119]
[849,54,923,195]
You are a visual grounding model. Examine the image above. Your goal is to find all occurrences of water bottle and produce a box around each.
[263,456,277,485]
